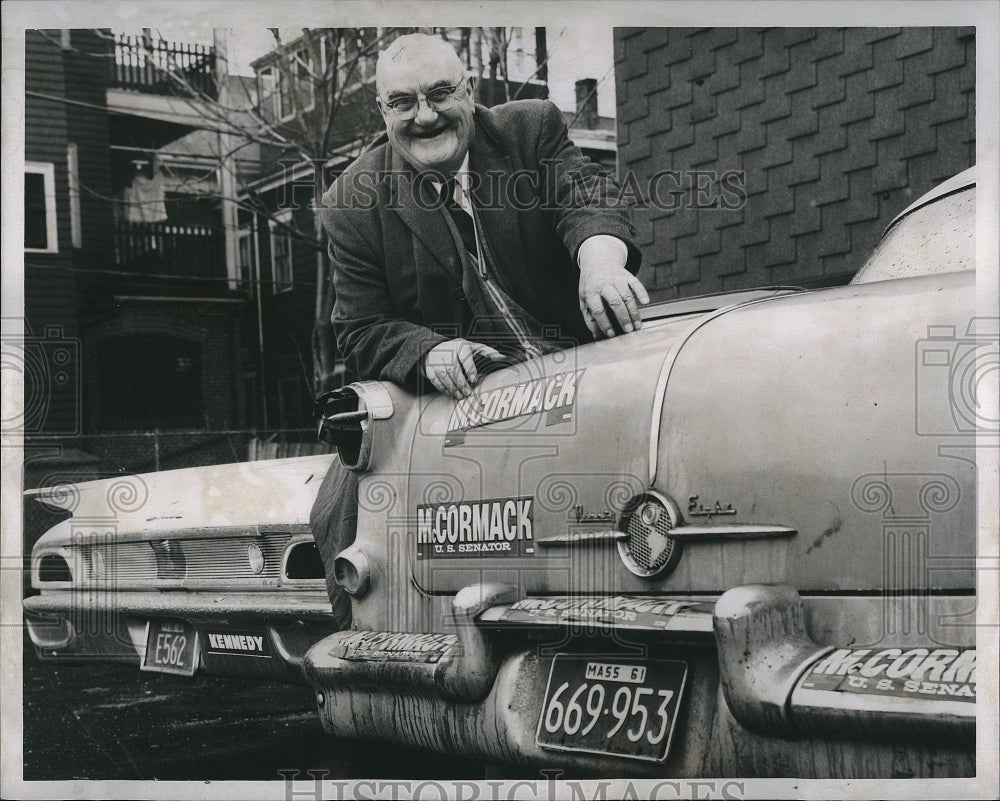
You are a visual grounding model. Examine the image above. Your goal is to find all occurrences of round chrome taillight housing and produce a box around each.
[616,491,683,578]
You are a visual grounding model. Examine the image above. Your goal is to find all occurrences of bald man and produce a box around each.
[322,32,645,398]
[312,33,645,620]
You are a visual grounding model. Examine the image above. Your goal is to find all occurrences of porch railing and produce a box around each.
[114,220,226,280]
[109,34,217,99]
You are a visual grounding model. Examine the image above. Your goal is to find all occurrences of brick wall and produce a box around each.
[83,301,247,432]
[615,28,975,297]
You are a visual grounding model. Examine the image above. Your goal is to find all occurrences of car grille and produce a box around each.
[77,531,292,586]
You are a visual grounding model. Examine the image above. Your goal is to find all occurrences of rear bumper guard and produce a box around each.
[715,584,975,742]
[304,583,518,703]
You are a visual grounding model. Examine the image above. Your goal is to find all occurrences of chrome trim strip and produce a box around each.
[668,524,797,540]
[23,590,336,619]
[534,530,627,547]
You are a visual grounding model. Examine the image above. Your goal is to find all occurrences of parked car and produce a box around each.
[24,169,980,778]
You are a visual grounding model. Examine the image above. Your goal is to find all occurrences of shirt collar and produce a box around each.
[428,153,471,206]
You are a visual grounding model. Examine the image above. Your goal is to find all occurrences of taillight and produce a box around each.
[37,554,72,583]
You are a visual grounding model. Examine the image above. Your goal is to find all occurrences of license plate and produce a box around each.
[536,655,687,762]
[140,619,199,676]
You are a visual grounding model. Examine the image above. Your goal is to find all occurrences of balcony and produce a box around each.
[114,220,225,281]
[109,34,217,100]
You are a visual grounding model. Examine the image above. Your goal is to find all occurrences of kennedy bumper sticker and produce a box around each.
[203,629,272,659]
[417,496,534,559]
[445,369,584,446]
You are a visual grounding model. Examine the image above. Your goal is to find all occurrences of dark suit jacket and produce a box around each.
[321,99,642,391]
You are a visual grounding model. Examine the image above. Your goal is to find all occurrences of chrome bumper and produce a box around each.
[303,583,975,772]
[23,590,339,683]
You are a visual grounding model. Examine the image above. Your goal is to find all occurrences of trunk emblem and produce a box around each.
[617,492,683,578]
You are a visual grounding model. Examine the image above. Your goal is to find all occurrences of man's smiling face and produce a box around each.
[376,37,475,176]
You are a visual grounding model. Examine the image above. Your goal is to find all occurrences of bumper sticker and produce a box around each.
[798,646,976,701]
[203,629,272,658]
[498,596,714,628]
[444,369,584,446]
[333,631,456,663]
[417,496,534,559]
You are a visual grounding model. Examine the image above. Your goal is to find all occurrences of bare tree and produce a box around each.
[105,27,549,397]
[244,27,548,395]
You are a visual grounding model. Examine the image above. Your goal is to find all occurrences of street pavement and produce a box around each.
[19,630,485,782]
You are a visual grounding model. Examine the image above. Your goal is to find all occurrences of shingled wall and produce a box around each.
[614,28,976,297]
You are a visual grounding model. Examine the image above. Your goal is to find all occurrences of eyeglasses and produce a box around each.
[380,77,469,120]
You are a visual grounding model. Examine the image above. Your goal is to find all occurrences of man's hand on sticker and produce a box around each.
[424,338,504,399]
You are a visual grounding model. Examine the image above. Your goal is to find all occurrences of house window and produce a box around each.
[333,30,378,93]
[269,211,293,293]
[284,47,315,121]
[237,220,256,288]
[25,162,57,253]
[260,46,315,122]
[258,66,277,118]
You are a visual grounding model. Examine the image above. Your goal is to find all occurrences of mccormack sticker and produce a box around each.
[332,631,457,663]
[498,596,714,629]
[417,496,534,559]
[798,647,976,701]
[445,369,584,446]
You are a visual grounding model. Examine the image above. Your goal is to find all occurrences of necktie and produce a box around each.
[442,179,478,259]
